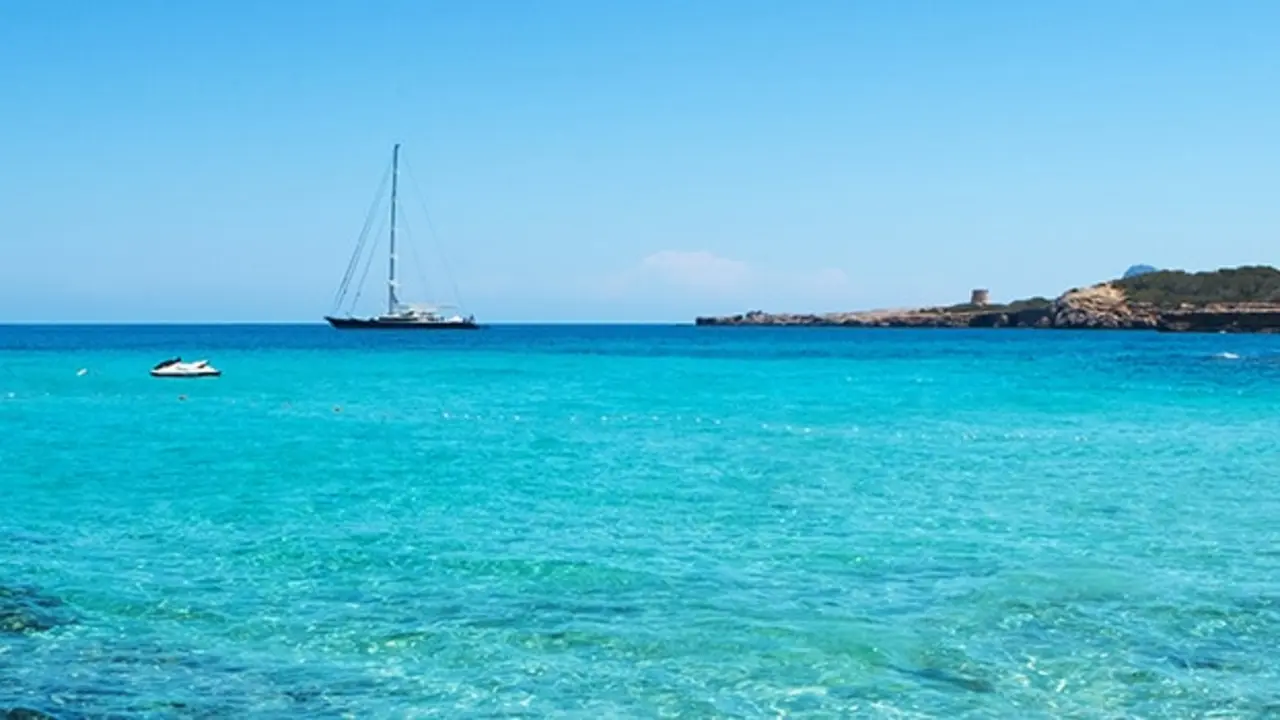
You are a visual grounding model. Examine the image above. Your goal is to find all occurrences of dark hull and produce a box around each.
[325,316,481,330]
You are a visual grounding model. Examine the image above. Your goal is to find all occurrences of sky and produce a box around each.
[2,0,1279,323]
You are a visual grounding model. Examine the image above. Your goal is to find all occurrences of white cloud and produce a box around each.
[637,250,752,293]
[806,267,850,293]
[586,250,853,312]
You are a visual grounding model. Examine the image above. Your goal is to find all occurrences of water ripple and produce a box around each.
[3,326,1280,716]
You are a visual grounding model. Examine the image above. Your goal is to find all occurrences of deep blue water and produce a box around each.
[3,324,1280,718]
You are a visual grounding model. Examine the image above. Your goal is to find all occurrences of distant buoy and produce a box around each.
[333,405,342,413]
[178,395,188,401]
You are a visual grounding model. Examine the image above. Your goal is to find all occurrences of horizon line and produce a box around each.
[0,320,699,327]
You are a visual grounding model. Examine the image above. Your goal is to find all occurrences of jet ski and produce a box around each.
[150,357,221,378]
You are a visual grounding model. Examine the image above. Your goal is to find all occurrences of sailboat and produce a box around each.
[325,144,480,330]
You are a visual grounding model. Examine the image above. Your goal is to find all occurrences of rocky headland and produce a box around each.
[695,266,1280,333]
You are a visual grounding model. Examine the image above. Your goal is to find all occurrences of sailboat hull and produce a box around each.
[325,316,481,330]
[327,145,482,331]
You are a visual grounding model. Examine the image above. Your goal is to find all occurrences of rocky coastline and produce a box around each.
[695,268,1280,333]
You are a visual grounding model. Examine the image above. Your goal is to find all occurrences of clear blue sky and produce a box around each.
[2,1,1278,322]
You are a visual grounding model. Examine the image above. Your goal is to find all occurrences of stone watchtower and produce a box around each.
[970,289,990,306]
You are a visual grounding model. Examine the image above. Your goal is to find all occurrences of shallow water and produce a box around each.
[2,325,1279,717]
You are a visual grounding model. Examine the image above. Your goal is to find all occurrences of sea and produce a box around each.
[2,324,1279,718]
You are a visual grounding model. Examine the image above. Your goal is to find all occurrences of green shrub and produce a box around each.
[1115,266,1280,307]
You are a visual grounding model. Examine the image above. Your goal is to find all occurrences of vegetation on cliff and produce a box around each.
[695,265,1280,332]
[925,296,1052,314]
[954,266,1280,314]
[1113,265,1280,307]
[885,266,1279,317]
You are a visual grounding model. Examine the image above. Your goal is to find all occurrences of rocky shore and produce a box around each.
[695,268,1280,333]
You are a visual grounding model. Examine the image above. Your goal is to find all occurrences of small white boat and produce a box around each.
[150,357,221,378]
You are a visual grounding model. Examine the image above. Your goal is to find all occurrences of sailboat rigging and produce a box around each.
[325,144,480,330]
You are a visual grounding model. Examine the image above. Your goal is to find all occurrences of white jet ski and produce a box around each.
[150,357,221,378]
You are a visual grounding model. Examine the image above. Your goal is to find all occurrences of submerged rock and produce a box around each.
[892,665,996,694]
[2,709,61,720]
[0,585,72,635]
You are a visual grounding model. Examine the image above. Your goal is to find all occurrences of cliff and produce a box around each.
[695,266,1280,333]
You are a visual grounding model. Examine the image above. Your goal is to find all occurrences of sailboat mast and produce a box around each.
[388,143,400,314]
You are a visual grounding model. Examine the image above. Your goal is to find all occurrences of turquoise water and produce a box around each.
[3,325,1280,718]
